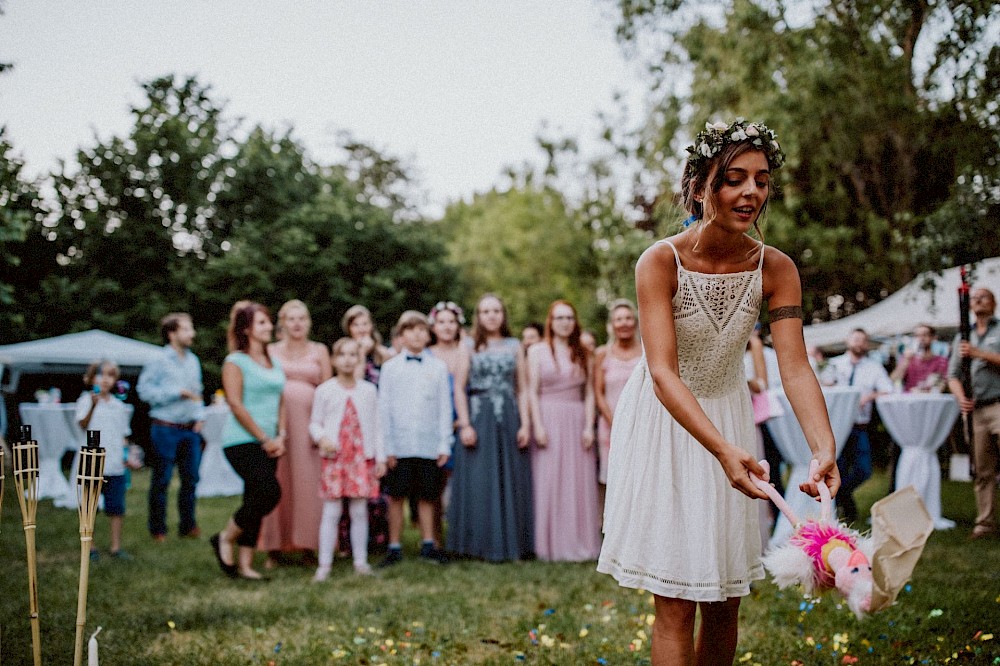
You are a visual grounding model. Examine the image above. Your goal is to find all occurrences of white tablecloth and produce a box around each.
[19,403,82,502]
[196,404,243,497]
[876,393,959,530]
[765,386,861,545]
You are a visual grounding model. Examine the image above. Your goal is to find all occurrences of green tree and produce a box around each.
[606,0,1000,320]
[331,132,427,223]
[439,180,598,331]
[213,125,323,249]
[22,76,327,343]
[193,175,461,382]
[34,75,234,338]
[0,129,48,342]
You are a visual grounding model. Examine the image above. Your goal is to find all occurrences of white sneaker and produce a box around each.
[312,567,330,583]
[354,562,373,576]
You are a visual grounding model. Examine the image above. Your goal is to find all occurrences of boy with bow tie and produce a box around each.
[377,310,453,566]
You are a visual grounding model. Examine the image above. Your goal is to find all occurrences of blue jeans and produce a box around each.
[836,425,872,522]
[148,424,202,536]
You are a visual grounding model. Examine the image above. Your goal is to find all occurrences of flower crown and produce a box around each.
[684,118,785,178]
[428,301,465,325]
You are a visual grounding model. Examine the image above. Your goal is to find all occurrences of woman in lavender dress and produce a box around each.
[527,299,601,561]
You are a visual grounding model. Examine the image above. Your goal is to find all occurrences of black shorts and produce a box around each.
[381,458,443,502]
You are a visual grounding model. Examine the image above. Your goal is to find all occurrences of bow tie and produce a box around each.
[405,354,422,362]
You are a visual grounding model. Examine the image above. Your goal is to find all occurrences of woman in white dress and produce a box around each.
[597,119,840,666]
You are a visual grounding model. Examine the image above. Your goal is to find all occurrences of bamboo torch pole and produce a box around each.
[73,431,105,666]
[13,425,42,666]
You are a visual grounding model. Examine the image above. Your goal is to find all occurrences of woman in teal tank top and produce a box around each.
[210,301,286,580]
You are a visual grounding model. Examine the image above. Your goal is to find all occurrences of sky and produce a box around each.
[0,0,645,215]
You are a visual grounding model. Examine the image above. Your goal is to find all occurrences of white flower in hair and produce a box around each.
[686,118,785,176]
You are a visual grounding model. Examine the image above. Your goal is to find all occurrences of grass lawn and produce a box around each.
[1,468,998,665]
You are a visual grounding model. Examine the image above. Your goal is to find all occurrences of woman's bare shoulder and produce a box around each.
[761,245,798,277]
[636,237,681,274]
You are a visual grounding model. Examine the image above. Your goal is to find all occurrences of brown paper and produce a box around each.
[868,485,933,611]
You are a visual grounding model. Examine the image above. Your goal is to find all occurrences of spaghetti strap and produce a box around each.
[757,241,766,271]
[662,240,683,269]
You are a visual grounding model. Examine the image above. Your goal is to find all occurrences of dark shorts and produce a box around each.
[102,474,127,516]
[381,458,443,502]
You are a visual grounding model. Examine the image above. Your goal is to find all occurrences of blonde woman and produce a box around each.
[258,300,332,566]
[594,299,642,511]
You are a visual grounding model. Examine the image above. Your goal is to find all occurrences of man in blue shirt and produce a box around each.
[137,313,206,542]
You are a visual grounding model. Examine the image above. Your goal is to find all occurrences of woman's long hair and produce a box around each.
[341,304,390,365]
[472,293,512,352]
[227,300,271,353]
[544,299,588,375]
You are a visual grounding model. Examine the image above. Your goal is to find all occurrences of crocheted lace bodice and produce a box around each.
[664,241,763,399]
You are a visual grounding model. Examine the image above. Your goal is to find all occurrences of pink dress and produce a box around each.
[532,344,601,561]
[258,345,326,552]
[597,350,642,484]
[319,396,379,500]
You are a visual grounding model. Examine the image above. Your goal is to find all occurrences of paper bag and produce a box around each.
[868,485,933,612]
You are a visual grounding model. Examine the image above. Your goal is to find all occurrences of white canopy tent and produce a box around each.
[0,329,163,392]
[803,258,1000,351]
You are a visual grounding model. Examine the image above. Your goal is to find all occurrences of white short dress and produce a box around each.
[597,240,764,601]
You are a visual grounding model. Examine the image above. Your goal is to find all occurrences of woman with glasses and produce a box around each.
[527,299,601,561]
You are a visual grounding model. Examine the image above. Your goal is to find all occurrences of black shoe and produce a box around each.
[210,533,238,578]
[377,549,403,569]
[419,545,449,564]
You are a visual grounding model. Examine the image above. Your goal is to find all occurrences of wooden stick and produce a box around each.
[74,435,105,666]
[13,427,42,666]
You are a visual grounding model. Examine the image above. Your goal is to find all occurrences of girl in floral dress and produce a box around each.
[311,337,386,579]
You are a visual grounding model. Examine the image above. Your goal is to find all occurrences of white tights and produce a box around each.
[318,498,369,569]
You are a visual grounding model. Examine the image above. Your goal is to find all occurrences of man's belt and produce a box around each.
[976,396,1000,409]
[151,418,197,430]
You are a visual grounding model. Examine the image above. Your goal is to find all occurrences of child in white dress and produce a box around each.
[311,338,385,579]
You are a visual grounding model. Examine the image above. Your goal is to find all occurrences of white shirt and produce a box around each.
[377,349,453,460]
[743,345,781,391]
[309,378,385,463]
[827,353,893,424]
[74,393,132,476]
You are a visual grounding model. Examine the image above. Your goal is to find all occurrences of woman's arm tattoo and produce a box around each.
[768,305,803,323]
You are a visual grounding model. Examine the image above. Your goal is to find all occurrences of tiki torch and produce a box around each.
[74,430,105,666]
[959,266,975,477]
[13,424,42,666]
